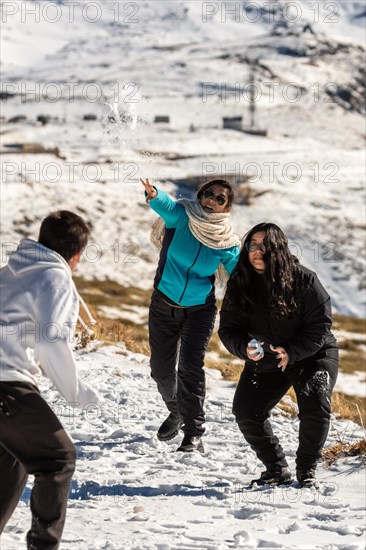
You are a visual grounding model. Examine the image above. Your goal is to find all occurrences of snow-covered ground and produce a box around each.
[1,5,365,547]
[2,345,365,550]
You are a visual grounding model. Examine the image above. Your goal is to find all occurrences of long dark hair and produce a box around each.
[226,222,303,318]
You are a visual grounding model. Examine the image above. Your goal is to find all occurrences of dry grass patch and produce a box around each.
[94,317,149,355]
[278,387,298,417]
[333,313,365,375]
[331,392,366,426]
[277,389,366,428]
[206,332,225,355]
[339,350,366,375]
[333,313,366,334]
[204,357,243,381]
[75,278,151,354]
[338,338,364,352]
[322,439,366,465]
[206,333,243,380]
[74,276,152,308]
[77,301,150,355]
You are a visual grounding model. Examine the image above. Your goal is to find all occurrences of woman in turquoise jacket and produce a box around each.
[141,178,240,452]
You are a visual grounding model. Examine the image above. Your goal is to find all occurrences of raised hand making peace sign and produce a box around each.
[140,178,157,201]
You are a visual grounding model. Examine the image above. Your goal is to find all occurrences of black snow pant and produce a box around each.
[0,382,76,550]
[232,348,338,471]
[148,291,217,436]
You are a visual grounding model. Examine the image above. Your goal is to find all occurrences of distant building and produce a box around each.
[154,115,170,123]
[223,116,243,131]
[83,114,97,121]
[8,115,27,123]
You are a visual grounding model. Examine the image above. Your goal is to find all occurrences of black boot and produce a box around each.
[157,413,183,441]
[296,468,319,489]
[250,465,293,487]
[177,435,204,453]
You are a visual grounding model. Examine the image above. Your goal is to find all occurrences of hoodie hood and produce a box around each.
[6,238,96,330]
[1,237,99,404]
[8,238,72,277]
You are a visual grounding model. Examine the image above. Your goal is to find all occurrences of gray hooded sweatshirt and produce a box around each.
[0,238,99,406]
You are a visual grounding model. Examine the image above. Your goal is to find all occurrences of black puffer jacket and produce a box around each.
[218,265,338,372]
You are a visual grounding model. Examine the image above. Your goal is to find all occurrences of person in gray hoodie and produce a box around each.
[0,210,100,549]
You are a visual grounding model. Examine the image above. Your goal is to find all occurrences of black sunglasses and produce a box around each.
[245,241,266,253]
[202,189,227,206]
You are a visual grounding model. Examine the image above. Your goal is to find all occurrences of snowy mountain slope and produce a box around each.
[1,346,365,550]
[1,0,365,317]
[1,1,365,77]
[1,129,364,316]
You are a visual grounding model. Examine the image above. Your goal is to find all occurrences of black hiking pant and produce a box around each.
[148,291,217,436]
[232,348,338,471]
[0,382,76,549]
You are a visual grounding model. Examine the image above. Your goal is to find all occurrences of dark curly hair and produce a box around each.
[226,222,304,318]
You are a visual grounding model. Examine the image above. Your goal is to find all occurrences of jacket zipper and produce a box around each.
[178,243,202,303]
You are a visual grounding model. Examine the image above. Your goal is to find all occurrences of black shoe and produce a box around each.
[296,468,319,489]
[157,413,183,441]
[176,435,204,453]
[250,466,293,487]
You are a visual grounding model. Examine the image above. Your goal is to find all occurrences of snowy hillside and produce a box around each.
[0,0,365,317]
[2,345,365,550]
[1,1,366,76]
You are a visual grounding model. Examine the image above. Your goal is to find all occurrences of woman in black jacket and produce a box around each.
[219,222,338,488]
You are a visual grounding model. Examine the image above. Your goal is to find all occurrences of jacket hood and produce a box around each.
[7,238,72,277]
[6,238,96,331]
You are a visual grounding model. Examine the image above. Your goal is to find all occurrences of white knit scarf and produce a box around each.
[151,198,240,251]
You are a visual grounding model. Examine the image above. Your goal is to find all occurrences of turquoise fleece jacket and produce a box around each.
[148,189,239,306]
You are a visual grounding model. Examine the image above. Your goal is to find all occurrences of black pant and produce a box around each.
[232,349,338,471]
[0,382,76,549]
[148,291,217,436]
